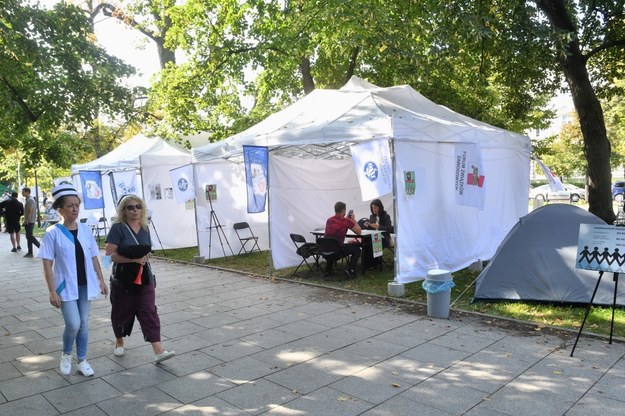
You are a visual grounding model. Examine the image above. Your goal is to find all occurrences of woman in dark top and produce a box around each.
[364,199,393,247]
[105,194,174,363]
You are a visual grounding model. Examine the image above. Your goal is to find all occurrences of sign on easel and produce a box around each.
[571,223,624,356]
[576,224,625,273]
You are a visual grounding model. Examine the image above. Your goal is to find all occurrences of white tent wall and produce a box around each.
[193,160,269,259]
[394,140,530,283]
[269,156,394,270]
[141,164,197,249]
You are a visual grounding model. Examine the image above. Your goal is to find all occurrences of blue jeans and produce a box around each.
[60,285,91,360]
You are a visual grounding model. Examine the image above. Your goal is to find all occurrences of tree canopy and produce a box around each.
[149,0,557,140]
[0,0,138,177]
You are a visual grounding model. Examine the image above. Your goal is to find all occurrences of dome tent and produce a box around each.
[474,204,625,306]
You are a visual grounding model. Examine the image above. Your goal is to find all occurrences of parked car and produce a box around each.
[612,181,625,202]
[529,183,586,203]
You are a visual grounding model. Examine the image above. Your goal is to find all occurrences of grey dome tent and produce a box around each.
[474,204,625,306]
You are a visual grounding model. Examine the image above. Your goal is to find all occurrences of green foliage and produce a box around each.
[150,0,561,140]
[532,117,587,179]
[0,0,138,162]
[605,79,625,170]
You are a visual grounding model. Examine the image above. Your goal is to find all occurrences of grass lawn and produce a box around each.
[155,246,625,339]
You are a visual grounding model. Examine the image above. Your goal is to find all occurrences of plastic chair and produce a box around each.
[316,237,350,274]
[233,222,261,255]
[290,233,320,276]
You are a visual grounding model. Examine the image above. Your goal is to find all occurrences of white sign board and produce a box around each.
[577,224,625,273]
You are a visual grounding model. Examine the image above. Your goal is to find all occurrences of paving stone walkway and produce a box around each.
[1,234,624,415]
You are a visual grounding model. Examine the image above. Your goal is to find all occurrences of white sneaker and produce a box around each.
[76,360,94,377]
[59,353,72,375]
[154,350,175,363]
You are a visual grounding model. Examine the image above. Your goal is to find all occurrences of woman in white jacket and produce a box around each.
[38,184,108,376]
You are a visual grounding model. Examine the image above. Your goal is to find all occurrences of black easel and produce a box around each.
[148,216,165,254]
[570,271,620,356]
[207,197,234,261]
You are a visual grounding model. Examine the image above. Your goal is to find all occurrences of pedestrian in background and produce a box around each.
[39,184,108,376]
[0,192,23,252]
[22,187,40,257]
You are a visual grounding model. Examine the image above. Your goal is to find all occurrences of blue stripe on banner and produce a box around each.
[243,145,268,213]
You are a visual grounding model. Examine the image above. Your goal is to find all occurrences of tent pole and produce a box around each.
[390,137,399,281]
[191,163,202,259]
[267,153,273,276]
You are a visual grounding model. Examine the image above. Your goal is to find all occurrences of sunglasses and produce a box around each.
[125,204,142,211]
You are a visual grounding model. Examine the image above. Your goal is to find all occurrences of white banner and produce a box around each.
[110,170,138,204]
[454,143,486,210]
[535,158,565,192]
[169,164,196,204]
[350,138,393,201]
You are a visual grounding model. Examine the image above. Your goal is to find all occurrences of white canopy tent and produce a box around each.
[193,77,531,282]
[71,134,197,249]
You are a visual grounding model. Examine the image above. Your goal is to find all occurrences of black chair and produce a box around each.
[290,233,320,276]
[233,222,261,255]
[317,237,350,275]
[94,217,108,247]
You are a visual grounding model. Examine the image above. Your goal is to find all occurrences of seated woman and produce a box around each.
[364,199,393,248]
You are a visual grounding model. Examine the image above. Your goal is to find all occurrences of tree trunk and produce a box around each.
[300,56,315,94]
[536,0,615,223]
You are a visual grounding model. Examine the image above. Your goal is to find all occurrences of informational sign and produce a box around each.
[372,231,383,258]
[577,224,625,273]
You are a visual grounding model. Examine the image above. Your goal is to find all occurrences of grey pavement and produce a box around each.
[1,233,625,415]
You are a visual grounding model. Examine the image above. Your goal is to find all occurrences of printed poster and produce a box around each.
[454,143,486,210]
[205,184,217,202]
[577,224,625,273]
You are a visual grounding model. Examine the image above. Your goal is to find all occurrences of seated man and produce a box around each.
[324,201,361,279]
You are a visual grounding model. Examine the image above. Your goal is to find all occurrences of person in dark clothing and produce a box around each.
[0,192,23,252]
[105,194,174,363]
[364,199,393,248]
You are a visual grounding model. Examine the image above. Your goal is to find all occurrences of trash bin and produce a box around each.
[422,269,455,318]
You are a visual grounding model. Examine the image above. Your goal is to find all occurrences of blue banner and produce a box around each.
[79,171,104,209]
[243,145,268,213]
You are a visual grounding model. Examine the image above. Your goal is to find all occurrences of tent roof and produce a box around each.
[474,204,625,306]
[193,76,530,162]
[72,134,191,173]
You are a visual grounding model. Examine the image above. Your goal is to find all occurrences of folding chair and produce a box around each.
[317,237,350,275]
[233,222,261,255]
[94,217,108,247]
[290,233,320,276]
